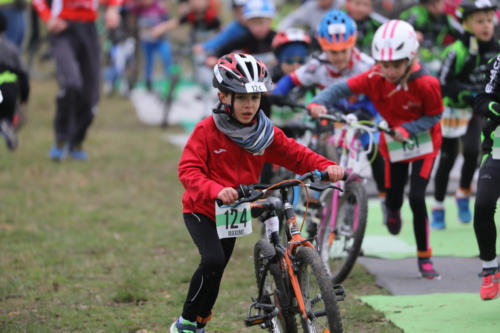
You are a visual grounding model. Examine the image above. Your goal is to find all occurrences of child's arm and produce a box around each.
[474,54,500,121]
[178,124,225,204]
[400,77,444,136]
[438,44,481,107]
[308,80,354,117]
[197,20,247,54]
[151,18,180,38]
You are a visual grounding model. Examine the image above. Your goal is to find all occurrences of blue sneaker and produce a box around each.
[170,317,197,333]
[431,208,445,230]
[69,148,89,161]
[49,144,67,161]
[456,196,471,223]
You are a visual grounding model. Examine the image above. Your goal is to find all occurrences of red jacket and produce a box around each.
[347,62,443,163]
[32,0,122,23]
[178,116,335,222]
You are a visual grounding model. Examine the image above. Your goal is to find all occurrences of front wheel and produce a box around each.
[295,246,343,333]
[254,240,297,333]
[318,179,368,284]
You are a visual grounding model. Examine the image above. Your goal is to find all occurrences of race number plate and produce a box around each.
[386,131,434,162]
[215,202,252,239]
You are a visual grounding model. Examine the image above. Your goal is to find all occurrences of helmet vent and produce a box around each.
[395,42,404,51]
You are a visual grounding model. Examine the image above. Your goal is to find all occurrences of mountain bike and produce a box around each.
[218,171,346,332]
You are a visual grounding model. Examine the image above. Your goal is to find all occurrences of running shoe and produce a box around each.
[418,258,441,280]
[69,148,89,161]
[431,208,445,230]
[385,207,402,235]
[456,196,472,223]
[170,317,197,333]
[0,119,18,151]
[479,267,500,300]
[49,144,67,161]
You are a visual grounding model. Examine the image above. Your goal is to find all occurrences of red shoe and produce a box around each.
[479,268,500,300]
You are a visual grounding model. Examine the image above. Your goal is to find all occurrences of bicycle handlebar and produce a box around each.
[216,170,348,208]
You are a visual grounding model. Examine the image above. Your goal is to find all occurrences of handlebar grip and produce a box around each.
[215,199,223,206]
[319,170,350,181]
[237,185,250,199]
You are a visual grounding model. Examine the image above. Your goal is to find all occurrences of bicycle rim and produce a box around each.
[295,247,343,333]
[319,180,368,284]
[254,240,297,333]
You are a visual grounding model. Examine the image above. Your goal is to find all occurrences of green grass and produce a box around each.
[0,79,402,332]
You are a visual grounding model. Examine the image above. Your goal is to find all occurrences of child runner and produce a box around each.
[0,12,29,151]
[400,0,463,75]
[308,19,444,279]
[171,52,344,333]
[431,0,499,230]
[272,9,387,211]
[129,0,172,91]
[344,0,388,54]
[473,53,500,300]
[269,28,311,82]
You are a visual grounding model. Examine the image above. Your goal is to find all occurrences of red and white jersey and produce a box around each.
[290,48,374,89]
[33,0,122,23]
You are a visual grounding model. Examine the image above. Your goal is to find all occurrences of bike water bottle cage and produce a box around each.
[317,9,358,51]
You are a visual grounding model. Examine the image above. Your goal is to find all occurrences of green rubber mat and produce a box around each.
[362,198,500,259]
[360,293,500,333]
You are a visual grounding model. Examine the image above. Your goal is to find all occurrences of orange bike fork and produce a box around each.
[284,247,308,320]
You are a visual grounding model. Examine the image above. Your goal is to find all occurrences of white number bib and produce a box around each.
[492,127,500,160]
[215,202,252,239]
[386,131,434,162]
[440,107,472,138]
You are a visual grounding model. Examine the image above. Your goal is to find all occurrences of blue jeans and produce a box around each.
[140,39,172,83]
[0,8,26,48]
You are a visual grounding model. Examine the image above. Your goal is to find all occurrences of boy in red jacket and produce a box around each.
[173,52,344,333]
[309,20,444,280]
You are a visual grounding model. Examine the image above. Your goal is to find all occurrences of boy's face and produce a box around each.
[325,48,353,71]
[219,92,261,124]
[246,18,272,40]
[379,59,409,83]
[424,0,444,17]
[346,0,372,21]
[280,56,306,75]
[465,10,495,42]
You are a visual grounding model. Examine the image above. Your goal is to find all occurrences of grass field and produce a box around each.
[0,78,402,332]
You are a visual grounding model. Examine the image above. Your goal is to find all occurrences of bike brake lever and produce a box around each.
[308,182,343,192]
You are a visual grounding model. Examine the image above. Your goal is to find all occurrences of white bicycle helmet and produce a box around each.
[213,53,273,94]
[371,20,419,62]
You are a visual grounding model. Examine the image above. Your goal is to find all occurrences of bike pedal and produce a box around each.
[333,284,346,301]
[244,315,266,327]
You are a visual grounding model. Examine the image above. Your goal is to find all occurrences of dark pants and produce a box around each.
[474,155,500,261]
[182,212,236,325]
[434,116,482,201]
[386,159,433,253]
[0,82,18,122]
[50,22,100,147]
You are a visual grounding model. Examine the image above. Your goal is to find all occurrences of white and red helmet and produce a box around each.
[213,53,273,94]
[371,20,419,62]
